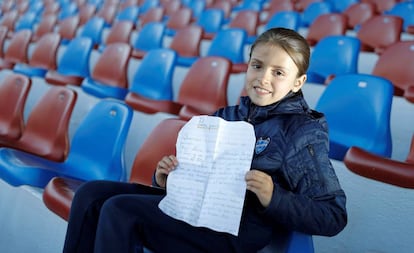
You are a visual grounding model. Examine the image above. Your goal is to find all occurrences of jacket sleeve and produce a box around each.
[261,124,347,236]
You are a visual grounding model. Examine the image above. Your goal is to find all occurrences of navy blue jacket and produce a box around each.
[212,90,347,241]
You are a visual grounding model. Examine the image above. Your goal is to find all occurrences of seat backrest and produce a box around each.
[64,99,133,181]
[228,10,259,37]
[14,11,37,32]
[95,2,117,26]
[207,28,247,64]
[166,7,192,31]
[169,25,202,57]
[386,1,414,32]
[343,2,375,30]
[79,16,105,46]
[163,0,182,17]
[372,41,414,96]
[300,1,332,27]
[104,20,133,45]
[0,26,8,57]
[357,15,403,54]
[129,118,186,185]
[366,0,397,13]
[28,32,61,71]
[90,42,131,89]
[139,6,164,28]
[78,4,97,25]
[307,35,360,84]
[139,0,161,16]
[315,74,394,160]
[0,73,31,142]
[196,9,224,34]
[58,2,78,20]
[208,1,232,19]
[265,11,301,31]
[0,9,18,31]
[4,29,32,65]
[56,36,93,78]
[133,21,165,52]
[130,48,177,100]
[16,86,77,162]
[57,15,80,42]
[306,13,348,46]
[33,14,57,41]
[177,56,230,118]
[116,5,140,24]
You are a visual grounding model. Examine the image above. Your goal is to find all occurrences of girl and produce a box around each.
[63,28,347,253]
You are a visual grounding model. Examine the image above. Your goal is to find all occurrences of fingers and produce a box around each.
[157,155,178,173]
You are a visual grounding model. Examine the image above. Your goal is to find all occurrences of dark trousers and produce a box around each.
[62,180,256,253]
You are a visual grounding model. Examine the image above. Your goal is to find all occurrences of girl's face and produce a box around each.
[245,43,306,106]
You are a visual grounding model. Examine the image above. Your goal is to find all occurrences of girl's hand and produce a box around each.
[155,155,178,188]
[245,169,274,208]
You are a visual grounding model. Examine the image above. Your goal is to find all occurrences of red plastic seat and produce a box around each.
[13,32,61,77]
[56,16,80,43]
[138,6,165,30]
[306,13,348,46]
[0,26,8,58]
[228,10,260,41]
[165,7,192,35]
[12,86,77,161]
[42,118,186,220]
[371,41,414,96]
[261,0,294,25]
[361,0,397,13]
[78,4,97,25]
[356,15,403,54]
[343,2,376,30]
[169,25,203,66]
[0,29,32,70]
[0,9,18,34]
[102,20,133,46]
[344,135,414,188]
[32,14,57,41]
[0,73,31,143]
[96,2,117,26]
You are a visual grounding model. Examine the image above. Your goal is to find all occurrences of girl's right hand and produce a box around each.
[155,155,178,188]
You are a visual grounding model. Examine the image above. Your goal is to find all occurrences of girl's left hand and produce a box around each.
[245,169,274,208]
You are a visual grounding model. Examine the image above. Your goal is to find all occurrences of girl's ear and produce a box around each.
[292,74,307,92]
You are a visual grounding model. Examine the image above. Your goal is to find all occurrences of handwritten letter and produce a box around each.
[158,115,256,236]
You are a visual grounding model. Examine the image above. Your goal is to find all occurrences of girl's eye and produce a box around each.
[274,70,284,76]
[251,63,261,69]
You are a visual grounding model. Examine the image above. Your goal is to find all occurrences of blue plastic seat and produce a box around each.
[307,35,360,84]
[258,231,314,253]
[187,0,206,20]
[264,11,301,31]
[139,0,160,16]
[115,5,140,24]
[78,16,105,46]
[315,74,394,161]
[325,0,358,13]
[0,99,133,188]
[14,11,37,32]
[131,21,165,59]
[232,0,263,12]
[58,2,78,20]
[207,28,248,73]
[124,48,177,113]
[196,9,225,40]
[81,42,132,99]
[45,36,93,86]
[300,1,332,27]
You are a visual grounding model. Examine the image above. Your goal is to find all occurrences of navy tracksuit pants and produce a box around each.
[62,180,266,253]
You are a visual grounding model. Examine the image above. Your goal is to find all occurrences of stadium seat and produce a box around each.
[263,11,301,32]
[325,0,359,12]
[81,42,132,99]
[0,99,133,188]
[315,74,394,160]
[0,73,31,143]
[0,86,77,162]
[98,20,133,51]
[56,15,80,44]
[306,13,348,46]
[344,134,414,189]
[162,0,181,20]
[139,0,161,16]
[261,0,294,25]
[356,15,403,54]
[138,6,165,29]
[207,1,232,23]
[125,48,177,111]
[0,29,32,70]
[95,2,117,27]
[371,41,414,97]
[165,7,192,36]
[0,9,18,33]
[300,1,332,27]
[14,11,37,33]
[45,36,93,86]
[131,21,165,59]
[0,26,8,58]
[78,16,105,47]
[227,10,260,44]
[78,4,97,25]
[307,35,360,84]
[114,5,140,26]
[363,0,397,13]
[169,25,203,67]
[57,2,78,21]
[32,14,57,41]
[385,1,414,34]
[13,33,61,78]
[196,9,225,40]
[343,2,376,30]
[206,28,247,73]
